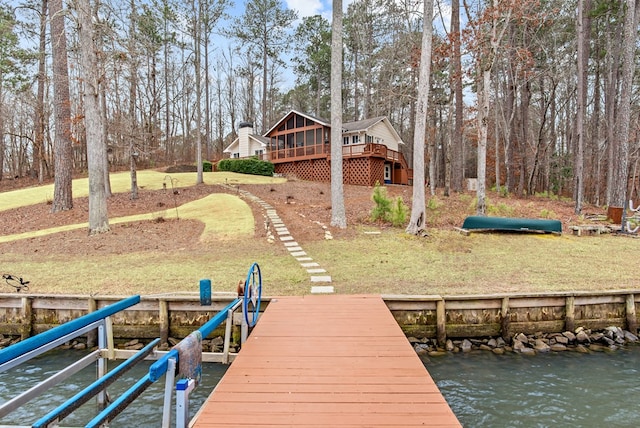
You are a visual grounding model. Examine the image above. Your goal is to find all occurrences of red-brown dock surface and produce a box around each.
[192,294,461,427]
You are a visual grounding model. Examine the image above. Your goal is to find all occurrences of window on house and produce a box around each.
[255,149,264,156]
[233,153,240,158]
[316,128,323,145]
[352,135,359,144]
[306,130,315,146]
[366,134,373,143]
[287,133,294,148]
[343,136,349,145]
[296,114,304,128]
[286,116,294,129]
[296,131,304,147]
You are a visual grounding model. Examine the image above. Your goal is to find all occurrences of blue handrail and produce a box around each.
[32,338,161,428]
[92,297,241,426]
[149,298,240,382]
[0,295,140,368]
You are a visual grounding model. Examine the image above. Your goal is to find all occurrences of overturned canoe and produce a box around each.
[461,216,562,234]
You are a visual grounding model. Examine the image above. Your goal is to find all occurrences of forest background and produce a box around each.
[1,0,639,218]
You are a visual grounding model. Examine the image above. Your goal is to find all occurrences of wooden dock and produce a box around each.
[192,294,461,427]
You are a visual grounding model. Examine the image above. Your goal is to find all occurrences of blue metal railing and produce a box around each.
[0,296,141,420]
[0,295,140,371]
[85,298,242,428]
[0,263,264,428]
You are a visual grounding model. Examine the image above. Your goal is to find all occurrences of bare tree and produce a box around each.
[406,0,433,236]
[331,0,346,229]
[450,0,464,193]
[49,0,73,212]
[611,0,640,219]
[574,0,591,214]
[77,0,109,234]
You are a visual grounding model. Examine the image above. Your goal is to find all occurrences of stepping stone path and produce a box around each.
[231,187,334,294]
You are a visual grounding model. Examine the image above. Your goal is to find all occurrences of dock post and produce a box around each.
[436,299,446,346]
[626,294,637,335]
[565,296,575,333]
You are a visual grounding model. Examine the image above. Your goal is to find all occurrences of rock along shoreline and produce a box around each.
[412,326,640,357]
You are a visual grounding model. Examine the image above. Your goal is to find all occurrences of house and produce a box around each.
[222,121,269,159]
[224,110,412,186]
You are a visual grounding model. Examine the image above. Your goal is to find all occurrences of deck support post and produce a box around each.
[565,296,575,333]
[436,299,446,346]
[626,294,637,335]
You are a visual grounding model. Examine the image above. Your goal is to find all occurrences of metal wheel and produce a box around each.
[243,263,262,327]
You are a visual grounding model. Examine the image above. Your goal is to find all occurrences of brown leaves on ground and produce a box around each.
[0,176,596,257]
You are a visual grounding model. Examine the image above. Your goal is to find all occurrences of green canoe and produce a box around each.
[461,216,562,234]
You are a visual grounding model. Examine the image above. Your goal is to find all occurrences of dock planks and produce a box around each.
[192,294,461,427]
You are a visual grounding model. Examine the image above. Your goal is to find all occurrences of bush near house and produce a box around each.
[203,160,213,172]
[217,158,274,177]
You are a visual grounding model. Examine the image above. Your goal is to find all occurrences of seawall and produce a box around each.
[0,291,638,346]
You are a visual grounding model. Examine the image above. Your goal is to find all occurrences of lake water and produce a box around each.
[0,349,228,427]
[3,346,640,427]
[423,346,640,427]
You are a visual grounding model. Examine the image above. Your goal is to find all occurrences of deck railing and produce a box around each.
[268,142,407,165]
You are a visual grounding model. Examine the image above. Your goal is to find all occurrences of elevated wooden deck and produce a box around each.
[192,294,460,427]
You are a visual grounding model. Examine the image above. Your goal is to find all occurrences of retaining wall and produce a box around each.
[0,291,638,345]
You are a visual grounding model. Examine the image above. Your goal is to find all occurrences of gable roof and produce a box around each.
[264,110,331,136]
[343,116,404,145]
[223,134,269,153]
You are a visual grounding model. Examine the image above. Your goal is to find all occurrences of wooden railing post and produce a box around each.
[626,294,637,335]
[565,296,575,333]
[436,299,446,346]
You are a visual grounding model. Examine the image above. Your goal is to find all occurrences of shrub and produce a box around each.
[390,196,409,227]
[370,182,408,227]
[371,182,392,222]
[203,160,213,172]
[217,158,274,177]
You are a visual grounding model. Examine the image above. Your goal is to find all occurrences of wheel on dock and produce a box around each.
[243,263,262,327]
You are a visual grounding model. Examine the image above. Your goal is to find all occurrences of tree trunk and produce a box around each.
[34,0,48,183]
[450,0,464,193]
[574,0,591,214]
[194,0,204,184]
[476,68,490,215]
[611,0,640,216]
[406,0,434,236]
[330,0,346,229]
[77,0,109,234]
[49,0,73,212]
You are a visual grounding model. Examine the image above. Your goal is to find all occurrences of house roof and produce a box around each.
[264,110,331,136]
[342,116,386,132]
[343,116,405,145]
[223,134,269,153]
[257,110,404,146]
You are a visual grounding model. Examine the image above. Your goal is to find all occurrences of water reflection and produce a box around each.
[423,346,640,427]
[0,349,227,427]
